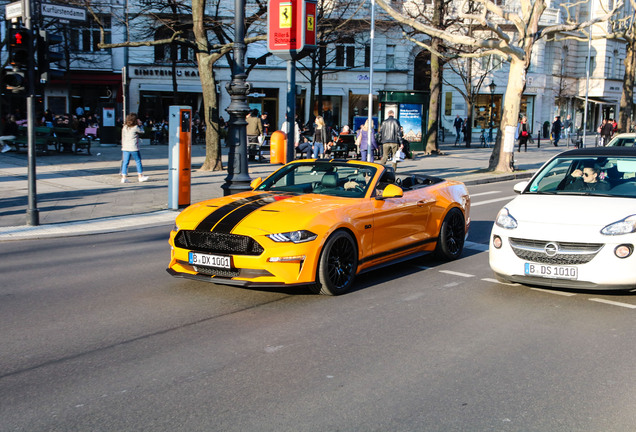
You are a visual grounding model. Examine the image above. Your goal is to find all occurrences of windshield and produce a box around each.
[527,155,636,198]
[255,161,378,198]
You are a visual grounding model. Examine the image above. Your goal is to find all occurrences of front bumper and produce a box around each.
[489,231,636,291]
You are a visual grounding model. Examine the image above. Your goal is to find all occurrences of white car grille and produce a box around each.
[509,238,604,265]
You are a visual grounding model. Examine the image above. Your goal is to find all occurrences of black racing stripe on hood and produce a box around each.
[195,194,271,232]
[212,194,294,233]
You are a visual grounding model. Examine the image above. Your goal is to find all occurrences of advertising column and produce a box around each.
[168,106,192,209]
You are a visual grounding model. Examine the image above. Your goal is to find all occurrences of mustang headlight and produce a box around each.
[601,215,636,236]
[495,207,518,229]
[267,230,318,243]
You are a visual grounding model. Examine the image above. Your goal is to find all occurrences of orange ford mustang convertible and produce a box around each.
[167,159,471,295]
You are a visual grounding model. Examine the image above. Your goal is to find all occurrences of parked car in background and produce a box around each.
[606,133,635,147]
[490,147,636,291]
[168,159,471,295]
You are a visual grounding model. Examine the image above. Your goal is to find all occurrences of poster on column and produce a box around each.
[398,104,423,142]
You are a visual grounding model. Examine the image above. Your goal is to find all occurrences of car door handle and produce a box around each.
[417,199,435,206]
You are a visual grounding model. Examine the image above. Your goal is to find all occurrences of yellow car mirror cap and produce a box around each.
[377,184,403,200]
[250,177,263,189]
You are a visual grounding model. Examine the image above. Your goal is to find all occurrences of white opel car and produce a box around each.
[490,147,636,290]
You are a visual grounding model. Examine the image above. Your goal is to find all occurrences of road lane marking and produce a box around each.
[589,298,636,309]
[471,196,516,207]
[530,288,577,297]
[439,270,474,278]
[465,241,489,252]
[470,191,501,197]
[481,278,520,286]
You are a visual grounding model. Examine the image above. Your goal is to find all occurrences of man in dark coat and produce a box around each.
[378,110,402,170]
[551,116,562,146]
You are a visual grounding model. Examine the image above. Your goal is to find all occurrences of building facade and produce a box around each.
[1,0,634,141]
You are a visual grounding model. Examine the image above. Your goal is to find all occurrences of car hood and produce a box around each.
[179,191,355,234]
[506,194,634,226]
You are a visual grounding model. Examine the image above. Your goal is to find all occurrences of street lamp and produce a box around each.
[488,81,497,143]
[222,0,252,196]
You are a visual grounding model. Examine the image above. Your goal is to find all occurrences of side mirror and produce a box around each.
[513,181,529,194]
[377,184,404,199]
[250,177,263,189]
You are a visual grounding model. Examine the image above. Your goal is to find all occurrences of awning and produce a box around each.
[575,96,619,105]
[51,72,122,86]
[139,83,202,93]
[321,87,346,96]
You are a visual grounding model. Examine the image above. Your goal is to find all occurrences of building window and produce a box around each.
[386,45,395,69]
[154,27,194,63]
[364,45,370,67]
[70,15,111,52]
[589,56,596,76]
[335,40,355,68]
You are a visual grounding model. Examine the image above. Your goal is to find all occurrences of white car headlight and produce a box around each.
[495,207,518,229]
[601,215,636,235]
[267,230,318,243]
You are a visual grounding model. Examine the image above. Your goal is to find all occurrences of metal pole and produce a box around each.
[366,0,375,162]
[582,14,593,148]
[222,0,252,195]
[25,0,39,225]
[286,59,296,163]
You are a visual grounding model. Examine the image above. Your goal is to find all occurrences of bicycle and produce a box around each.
[479,128,486,147]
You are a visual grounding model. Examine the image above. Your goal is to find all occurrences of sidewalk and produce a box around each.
[0,137,584,241]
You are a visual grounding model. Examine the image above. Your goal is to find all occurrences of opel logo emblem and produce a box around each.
[544,242,559,257]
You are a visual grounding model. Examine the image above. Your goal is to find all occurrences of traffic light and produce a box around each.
[4,25,31,92]
[37,30,64,84]
[9,25,30,69]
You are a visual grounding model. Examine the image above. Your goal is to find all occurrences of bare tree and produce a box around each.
[375,0,617,172]
[606,0,636,132]
[78,0,267,171]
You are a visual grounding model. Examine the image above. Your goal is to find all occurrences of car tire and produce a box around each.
[435,208,465,261]
[312,230,358,296]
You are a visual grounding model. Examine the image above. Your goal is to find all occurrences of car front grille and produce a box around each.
[193,266,241,278]
[509,238,604,265]
[174,230,264,256]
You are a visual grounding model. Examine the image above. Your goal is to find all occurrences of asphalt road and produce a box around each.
[2,180,636,431]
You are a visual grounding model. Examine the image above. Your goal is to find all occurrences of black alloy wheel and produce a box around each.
[435,208,465,261]
[312,231,358,296]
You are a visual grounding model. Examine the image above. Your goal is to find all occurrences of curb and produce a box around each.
[0,170,537,242]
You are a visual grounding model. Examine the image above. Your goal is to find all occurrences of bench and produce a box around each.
[329,135,357,159]
[53,127,91,154]
[10,126,57,154]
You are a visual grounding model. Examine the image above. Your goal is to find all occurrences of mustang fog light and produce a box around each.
[268,255,306,263]
[492,235,502,249]
[614,244,633,259]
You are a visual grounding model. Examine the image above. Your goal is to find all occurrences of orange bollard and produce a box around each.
[270,130,287,164]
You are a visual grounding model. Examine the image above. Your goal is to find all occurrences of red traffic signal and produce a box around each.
[9,26,31,68]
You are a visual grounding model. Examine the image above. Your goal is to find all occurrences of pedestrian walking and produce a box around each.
[1,115,19,153]
[378,110,402,170]
[356,119,378,162]
[599,118,614,146]
[313,115,330,159]
[120,113,149,183]
[515,116,530,152]
[453,115,463,145]
[551,116,562,146]
[246,109,264,161]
